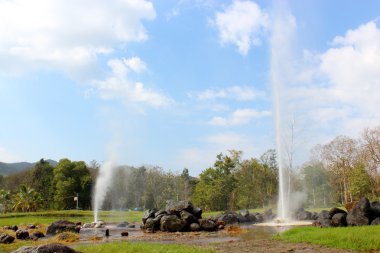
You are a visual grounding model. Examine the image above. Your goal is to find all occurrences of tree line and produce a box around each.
[0,125,379,213]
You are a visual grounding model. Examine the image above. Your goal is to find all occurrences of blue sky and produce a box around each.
[1,0,380,175]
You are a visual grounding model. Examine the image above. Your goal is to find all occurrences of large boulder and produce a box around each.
[217,213,239,224]
[165,200,193,214]
[371,217,380,225]
[370,201,380,220]
[192,207,202,219]
[263,209,275,221]
[143,218,160,231]
[295,208,312,220]
[199,219,217,231]
[15,230,29,240]
[246,213,257,223]
[331,213,347,227]
[0,233,15,244]
[116,221,129,228]
[160,215,185,232]
[46,220,80,235]
[142,209,157,223]
[313,210,332,227]
[347,198,371,226]
[10,243,81,253]
[329,207,347,218]
[189,223,200,231]
[180,210,195,224]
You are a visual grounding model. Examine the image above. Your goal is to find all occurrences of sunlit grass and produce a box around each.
[277,225,380,251]
[74,241,214,253]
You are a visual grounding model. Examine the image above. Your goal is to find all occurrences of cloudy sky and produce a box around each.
[1,0,380,175]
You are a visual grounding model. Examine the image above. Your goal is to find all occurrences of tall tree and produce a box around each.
[53,159,92,209]
[29,159,54,209]
[12,185,42,212]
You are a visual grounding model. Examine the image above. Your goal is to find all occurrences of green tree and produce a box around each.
[192,150,241,211]
[349,163,372,199]
[12,185,42,212]
[53,159,92,209]
[29,159,54,209]
[302,162,332,207]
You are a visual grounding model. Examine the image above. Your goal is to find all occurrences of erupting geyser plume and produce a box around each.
[270,1,296,221]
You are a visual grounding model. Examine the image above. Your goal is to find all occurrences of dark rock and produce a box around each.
[347,198,371,226]
[121,231,129,236]
[154,210,167,217]
[31,231,45,238]
[128,224,136,228]
[255,213,264,223]
[46,220,80,235]
[370,201,380,220]
[160,215,185,232]
[329,207,347,219]
[0,233,15,244]
[237,214,247,223]
[263,209,275,221]
[311,212,319,220]
[218,224,225,230]
[199,219,217,231]
[165,200,193,214]
[10,225,18,231]
[331,213,347,227]
[27,224,36,229]
[105,229,110,237]
[75,222,82,226]
[240,210,249,217]
[116,222,129,228]
[142,209,157,223]
[246,213,257,223]
[296,209,312,220]
[15,229,29,240]
[10,243,81,253]
[180,210,195,224]
[371,217,380,225]
[217,213,239,224]
[144,218,160,231]
[313,210,332,227]
[189,223,200,231]
[192,207,202,219]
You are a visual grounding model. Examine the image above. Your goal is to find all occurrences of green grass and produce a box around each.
[74,241,214,253]
[278,225,380,251]
[0,210,143,227]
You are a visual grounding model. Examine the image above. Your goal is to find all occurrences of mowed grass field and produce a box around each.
[278,226,380,251]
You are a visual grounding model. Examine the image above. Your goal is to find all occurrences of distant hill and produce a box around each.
[0,159,58,175]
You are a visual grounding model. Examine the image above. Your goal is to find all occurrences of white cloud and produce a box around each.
[92,58,173,108]
[178,132,257,173]
[288,20,380,140]
[0,0,156,79]
[124,57,147,73]
[192,85,262,101]
[0,146,22,163]
[212,0,269,55]
[209,108,271,126]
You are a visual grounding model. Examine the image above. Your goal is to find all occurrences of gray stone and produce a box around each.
[0,233,15,244]
[199,219,216,231]
[10,243,81,253]
[331,213,347,227]
[46,220,80,235]
[189,223,201,231]
[160,215,185,232]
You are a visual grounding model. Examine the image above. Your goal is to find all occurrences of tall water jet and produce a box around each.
[270,0,296,220]
[93,160,116,222]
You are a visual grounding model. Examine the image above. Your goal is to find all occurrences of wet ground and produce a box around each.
[78,223,360,252]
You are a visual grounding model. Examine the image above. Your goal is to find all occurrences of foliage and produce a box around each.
[278,226,380,251]
[0,189,11,213]
[235,158,277,208]
[28,159,54,209]
[349,163,372,199]
[12,185,42,212]
[301,162,332,207]
[53,159,92,209]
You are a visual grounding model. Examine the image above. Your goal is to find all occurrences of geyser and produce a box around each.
[270,1,296,221]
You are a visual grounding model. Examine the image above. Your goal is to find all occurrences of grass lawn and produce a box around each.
[74,241,214,253]
[278,225,380,251]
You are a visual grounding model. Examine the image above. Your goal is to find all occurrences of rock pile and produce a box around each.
[46,220,81,235]
[313,198,380,227]
[141,200,221,232]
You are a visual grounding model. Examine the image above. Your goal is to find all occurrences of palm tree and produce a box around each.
[12,185,42,212]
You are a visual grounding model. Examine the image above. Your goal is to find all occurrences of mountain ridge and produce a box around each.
[0,159,58,175]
